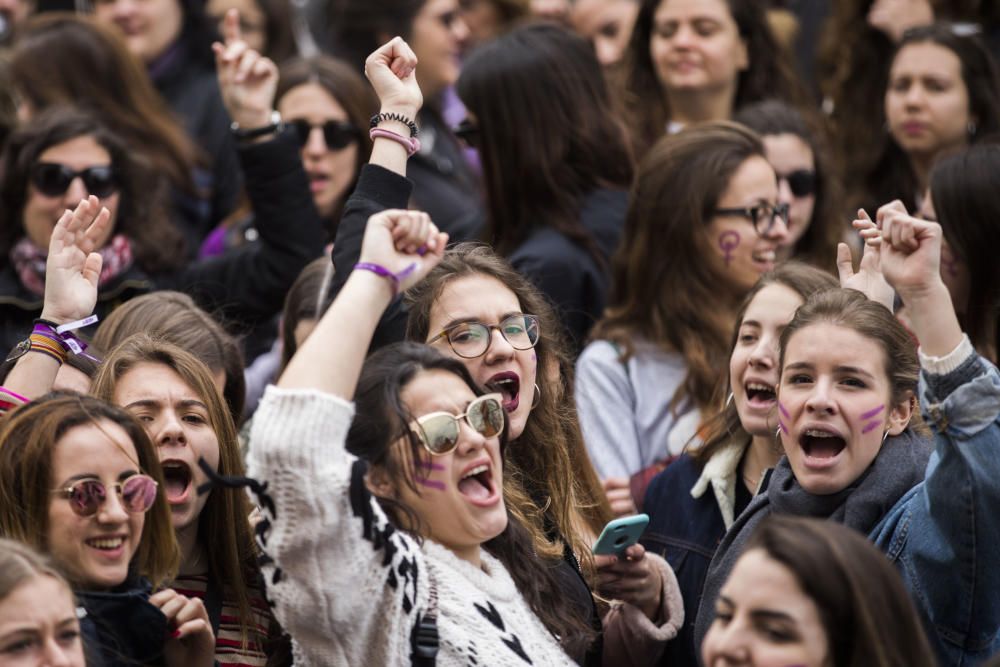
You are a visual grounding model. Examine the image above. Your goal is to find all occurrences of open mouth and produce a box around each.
[751,248,777,267]
[486,372,520,412]
[744,381,776,408]
[85,536,125,554]
[457,463,498,506]
[307,172,330,193]
[160,460,192,505]
[799,428,846,463]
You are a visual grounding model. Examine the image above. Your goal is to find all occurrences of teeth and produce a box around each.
[804,430,837,438]
[88,538,124,549]
[462,465,488,479]
[746,383,774,392]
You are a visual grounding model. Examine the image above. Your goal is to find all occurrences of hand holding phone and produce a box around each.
[592,513,650,556]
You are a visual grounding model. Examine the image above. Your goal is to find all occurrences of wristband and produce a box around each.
[354,262,417,298]
[369,128,421,157]
[369,112,419,137]
[231,110,282,141]
[28,332,67,364]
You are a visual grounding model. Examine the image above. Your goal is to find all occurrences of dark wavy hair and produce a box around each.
[457,22,633,266]
[929,143,1000,362]
[347,341,597,656]
[847,23,1000,214]
[734,100,844,273]
[617,0,806,161]
[741,516,936,667]
[0,106,185,273]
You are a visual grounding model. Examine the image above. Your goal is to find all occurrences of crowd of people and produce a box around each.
[0,0,998,665]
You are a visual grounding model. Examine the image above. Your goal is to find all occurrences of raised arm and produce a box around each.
[3,197,107,402]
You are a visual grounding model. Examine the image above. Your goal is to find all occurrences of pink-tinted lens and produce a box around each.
[121,475,158,513]
[68,480,106,516]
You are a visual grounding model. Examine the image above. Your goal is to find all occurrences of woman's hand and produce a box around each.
[839,208,895,311]
[358,209,447,294]
[595,544,663,621]
[213,9,278,131]
[603,477,638,517]
[365,37,423,120]
[40,196,109,326]
[150,589,215,667]
[867,0,933,43]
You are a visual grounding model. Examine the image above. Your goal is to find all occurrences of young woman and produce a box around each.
[0,539,87,667]
[455,23,634,348]
[850,24,1000,215]
[0,106,323,353]
[617,0,804,160]
[575,122,789,488]
[92,336,281,666]
[205,0,295,63]
[0,393,215,666]
[459,0,529,50]
[247,207,594,664]
[702,516,936,667]
[734,99,845,273]
[642,262,837,666]
[571,0,639,67]
[694,213,1000,664]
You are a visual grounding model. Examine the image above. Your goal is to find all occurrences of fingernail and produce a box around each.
[171,630,181,639]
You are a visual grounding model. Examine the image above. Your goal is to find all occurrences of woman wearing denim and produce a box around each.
[694,207,1000,665]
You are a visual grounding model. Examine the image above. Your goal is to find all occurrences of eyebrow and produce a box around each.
[124,398,208,411]
[784,361,877,380]
[718,596,796,623]
[441,311,524,331]
[61,470,140,485]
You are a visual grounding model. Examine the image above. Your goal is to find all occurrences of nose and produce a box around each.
[776,177,793,207]
[111,0,137,19]
[303,126,328,157]
[61,177,89,209]
[451,13,470,47]
[707,620,752,666]
[765,210,790,244]
[454,418,488,457]
[156,410,187,448]
[43,636,76,667]
[904,83,925,108]
[671,23,696,48]
[804,378,837,414]
[747,337,775,370]
[96,483,130,524]
[483,327,515,364]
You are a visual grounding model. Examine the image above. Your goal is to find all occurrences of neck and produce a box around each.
[176,522,207,576]
[452,544,482,569]
[741,434,782,493]
[667,85,735,126]
[909,153,934,195]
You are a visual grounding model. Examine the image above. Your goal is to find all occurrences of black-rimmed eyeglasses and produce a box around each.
[713,202,790,237]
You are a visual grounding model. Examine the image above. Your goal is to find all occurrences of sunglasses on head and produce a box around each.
[409,393,505,455]
[288,119,360,150]
[53,474,158,517]
[779,169,817,198]
[30,163,118,199]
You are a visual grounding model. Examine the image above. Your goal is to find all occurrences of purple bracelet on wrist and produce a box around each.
[354,262,417,297]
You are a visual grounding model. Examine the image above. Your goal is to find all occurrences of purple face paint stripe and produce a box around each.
[860,404,885,420]
[417,479,446,491]
[862,420,881,434]
[415,461,446,470]
[778,419,789,434]
[778,402,790,419]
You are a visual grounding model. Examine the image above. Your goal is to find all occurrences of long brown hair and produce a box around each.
[617,0,806,161]
[592,121,765,415]
[93,291,247,424]
[11,13,202,195]
[693,262,838,464]
[745,516,936,667]
[0,393,179,590]
[405,244,613,568]
[0,538,76,603]
[91,335,260,647]
[456,23,633,264]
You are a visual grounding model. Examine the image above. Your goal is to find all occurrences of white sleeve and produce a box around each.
[247,386,428,665]
[575,342,642,479]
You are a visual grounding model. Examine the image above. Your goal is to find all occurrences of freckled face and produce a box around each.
[703,548,830,667]
[778,323,912,495]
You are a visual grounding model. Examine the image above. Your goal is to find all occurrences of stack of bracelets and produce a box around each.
[5,316,101,366]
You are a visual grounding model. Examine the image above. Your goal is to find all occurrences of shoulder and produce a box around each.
[645,454,703,503]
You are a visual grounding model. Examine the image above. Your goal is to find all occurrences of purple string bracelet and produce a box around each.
[354,262,417,297]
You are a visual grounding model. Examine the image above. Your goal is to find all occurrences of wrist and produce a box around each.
[39,311,71,327]
[347,266,397,303]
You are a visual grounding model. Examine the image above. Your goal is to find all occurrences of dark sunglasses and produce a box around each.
[452,119,480,148]
[53,474,158,517]
[779,169,817,198]
[30,163,118,199]
[409,393,505,455]
[288,119,360,150]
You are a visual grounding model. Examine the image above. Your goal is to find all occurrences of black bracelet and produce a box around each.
[33,318,61,330]
[370,112,419,138]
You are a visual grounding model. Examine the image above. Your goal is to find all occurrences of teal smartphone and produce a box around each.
[591,513,650,556]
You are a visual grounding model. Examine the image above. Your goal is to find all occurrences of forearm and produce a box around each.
[901,283,964,358]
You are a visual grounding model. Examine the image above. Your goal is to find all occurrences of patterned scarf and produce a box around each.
[10,235,135,297]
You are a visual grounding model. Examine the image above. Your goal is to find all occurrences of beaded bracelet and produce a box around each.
[354,262,417,298]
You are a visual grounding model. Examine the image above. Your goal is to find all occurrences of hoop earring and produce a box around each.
[882,430,890,444]
[725,392,734,409]
[531,383,541,410]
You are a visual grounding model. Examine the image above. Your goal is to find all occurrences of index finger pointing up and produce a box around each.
[222,8,242,45]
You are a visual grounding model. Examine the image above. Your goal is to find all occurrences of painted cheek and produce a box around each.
[777,400,791,434]
[415,461,447,492]
[859,404,885,434]
[718,231,741,267]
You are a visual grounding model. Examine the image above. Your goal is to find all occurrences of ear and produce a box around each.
[885,394,914,437]
[365,465,396,500]
[736,38,749,72]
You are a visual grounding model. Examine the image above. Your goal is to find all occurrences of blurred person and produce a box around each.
[205,0,295,63]
[459,0,528,49]
[702,516,936,667]
[571,0,638,67]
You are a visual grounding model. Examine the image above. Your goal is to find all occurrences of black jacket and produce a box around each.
[77,578,168,667]
[0,128,324,353]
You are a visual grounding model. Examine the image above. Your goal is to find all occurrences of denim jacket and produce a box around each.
[870,343,1000,665]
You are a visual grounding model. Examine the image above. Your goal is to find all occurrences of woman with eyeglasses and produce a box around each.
[245,208,611,665]
[575,122,789,502]
[734,100,846,274]
[0,103,323,355]
[0,392,218,667]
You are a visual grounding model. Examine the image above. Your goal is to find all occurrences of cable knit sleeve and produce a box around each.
[246,386,429,666]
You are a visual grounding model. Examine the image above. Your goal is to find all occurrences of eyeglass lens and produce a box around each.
[289,119,358,150]
[67,475,157,516]
[446,315,539,358]
[417,395,505,454]
[31,163,118,199]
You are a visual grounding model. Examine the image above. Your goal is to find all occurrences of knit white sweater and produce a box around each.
[247,386,578,666]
